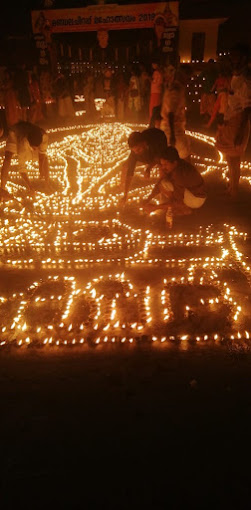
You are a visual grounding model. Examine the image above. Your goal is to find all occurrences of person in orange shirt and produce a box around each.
[205,70,231,128]
[28,70,44,124]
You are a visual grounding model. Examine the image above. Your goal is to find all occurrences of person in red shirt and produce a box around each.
[205,70,231,128]
[149,60,163,123]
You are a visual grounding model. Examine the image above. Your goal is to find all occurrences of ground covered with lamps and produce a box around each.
[0,123,251,346]
[0,122,251,506]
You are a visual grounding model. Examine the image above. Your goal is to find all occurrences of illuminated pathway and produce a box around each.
[0,122,251,348]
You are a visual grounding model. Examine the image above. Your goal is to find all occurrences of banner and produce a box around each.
[31,2,178,34]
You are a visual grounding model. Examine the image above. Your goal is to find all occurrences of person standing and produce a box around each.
[14,64,32,122]
[139,63,151,123]
[205,69,231,129]
[114,71,127,122]
[127,67,142,122]
[83,73,96,120]
[149,60,163,123]
[0,121,50,193]
[39,69,54,119]
[2,69,21,128]
[199,59,218,125]
[54,73,75,120]
[160,66,191,160]
[216,43,251,198]
[28,70,44,124]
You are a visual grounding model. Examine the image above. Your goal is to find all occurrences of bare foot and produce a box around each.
[172,203,192,216]
[0,188,13,201]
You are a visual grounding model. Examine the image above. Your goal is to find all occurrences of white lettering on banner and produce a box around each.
[31,2,179,33]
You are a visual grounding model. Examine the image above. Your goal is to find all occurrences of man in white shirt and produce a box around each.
[216,43,251,198]
[0,121,49,194]
[160,65,191,161]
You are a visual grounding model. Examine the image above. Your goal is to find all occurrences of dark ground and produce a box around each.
[0,344,251,509]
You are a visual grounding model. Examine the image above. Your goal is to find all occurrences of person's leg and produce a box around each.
[205,96,220,128]
[1,152,12,189]
[171,201,192,216]
[120,163,128,190]
[20,172,34,193]
[175,131,191,161]
[39,154,49,183]
[230,156,241,197]
[149,94,160,125]
[226,156,241,197]
[144,167,150,179]
[150,105,161,129]
[22,107,27,121]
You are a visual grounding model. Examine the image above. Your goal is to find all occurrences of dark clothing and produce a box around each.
[149,105,162,128]
[161,159,206,201]
[54,75,71,99]
[92,45,115,63]
[14,68,31,108]
[126,128,168,179]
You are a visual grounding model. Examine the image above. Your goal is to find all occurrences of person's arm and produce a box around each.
[235,79,251,145]
[143,180,171,213]
[210,78,217,93]
[143,181,161,204]
[39,153,49,182]
[122,152,137,202]
[1,151,13,189]
[205,95,221,127]
[168,87,181,146]
[16,151,34,193]
[38,132,49,181]
[144,163,155,178]
[161,89,176,146]
[0,187,14,201]
[20,172,34,193]
[157,130,168,154]
[168,112,176,146]
[234,107,251,145]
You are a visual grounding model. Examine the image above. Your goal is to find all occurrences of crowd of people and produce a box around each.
[0,42,251,226]
[0,60,174,128]
[0,54,237,131]
[0,64,76,132]
[120,42,251,222]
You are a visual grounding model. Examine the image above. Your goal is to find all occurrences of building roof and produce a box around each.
[179,0,232,20]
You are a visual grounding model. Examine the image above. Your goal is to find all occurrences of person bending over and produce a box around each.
[142,146,207,222]
[121,127,168,202]
[1,121,49,194]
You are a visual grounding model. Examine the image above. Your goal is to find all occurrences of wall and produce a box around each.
[179,18,227,63]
